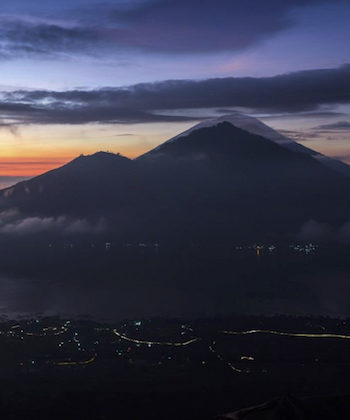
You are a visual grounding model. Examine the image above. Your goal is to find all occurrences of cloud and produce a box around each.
[0,98,201,124]
[297,220,350,243]
[0,0,333,58]
[0,64,348,125]
[0,208,21,224]
[0,16,98,59]
[313,121,350,130]
[104,0,328,53]
[278,129,321,142]
[0,116,20,135]
[0,212,106,235]
[297,220,333,241]
[337,223,350,242]
[0,177,28,190]
[260,111,347,120]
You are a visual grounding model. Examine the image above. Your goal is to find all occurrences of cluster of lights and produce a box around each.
[289,243,317,254]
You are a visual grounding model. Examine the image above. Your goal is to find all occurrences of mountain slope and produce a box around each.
[137,121,349,240]
[140,112,350,176]
[141,112,311,155]
[0,151,141,216]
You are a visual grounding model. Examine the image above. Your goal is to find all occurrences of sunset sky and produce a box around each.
[0,0,349,188]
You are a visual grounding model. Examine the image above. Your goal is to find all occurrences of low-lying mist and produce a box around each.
[0,239,349,321]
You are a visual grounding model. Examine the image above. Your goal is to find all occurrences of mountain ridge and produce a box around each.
[0,114,349,241]
[1,113,349,193]
[139,112,350,176]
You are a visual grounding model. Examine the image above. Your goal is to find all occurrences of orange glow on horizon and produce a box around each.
[1,120,348,179]
[1,146,349,178]
[0,120,193,178]
[0,157,70,177]
[0,147,146,177]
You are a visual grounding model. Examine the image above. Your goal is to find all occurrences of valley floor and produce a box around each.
[0,315,350,419]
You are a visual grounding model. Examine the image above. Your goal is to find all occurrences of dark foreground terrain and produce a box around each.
[1,315,350,419]
[0,240,349,418]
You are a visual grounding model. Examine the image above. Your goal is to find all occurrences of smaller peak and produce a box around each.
[67,151,132,169]
[75,151,129,161]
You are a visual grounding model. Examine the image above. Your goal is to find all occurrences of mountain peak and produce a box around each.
[164,112,295,146]
[140,112,350,176]
[74,151,129,162]
[140,112,302,158]
[67,151,131,169]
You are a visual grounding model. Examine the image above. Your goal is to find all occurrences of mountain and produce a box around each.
[0,114,349,242]
[0,151,140,216]
[136,119,349,240]
[140,112,350,176]
[140,112,314,156]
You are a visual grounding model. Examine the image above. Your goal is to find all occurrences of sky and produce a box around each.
[0,0,349,188]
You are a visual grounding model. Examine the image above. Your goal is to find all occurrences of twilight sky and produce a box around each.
[0,0,349,187]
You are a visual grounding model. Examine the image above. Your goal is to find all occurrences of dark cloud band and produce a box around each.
[0,0,334,57]
[0,64,348,125]
[313,121,350,130]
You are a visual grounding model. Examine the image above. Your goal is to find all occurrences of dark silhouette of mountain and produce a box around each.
[136,121,349,240]
[139,112,350,177]
[0,114,349,241]
[0,151,140,216]
[217,394,350,419]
